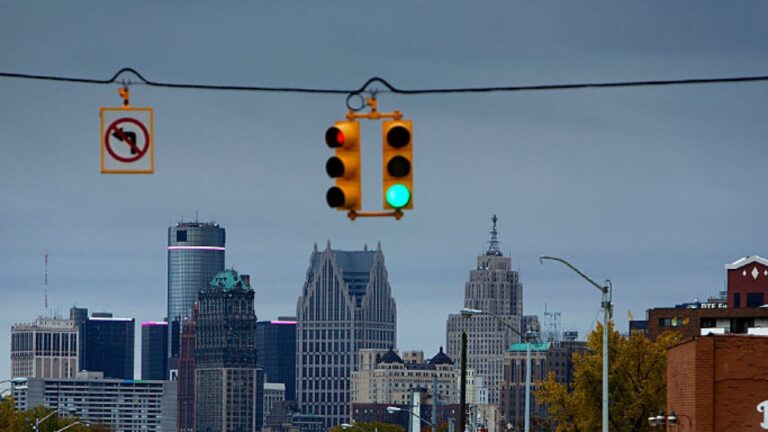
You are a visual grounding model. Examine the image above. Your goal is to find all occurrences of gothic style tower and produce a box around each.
[446,215,525,405]
[296,242,397,427]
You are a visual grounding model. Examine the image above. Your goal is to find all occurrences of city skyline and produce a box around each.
[2,1,767,389]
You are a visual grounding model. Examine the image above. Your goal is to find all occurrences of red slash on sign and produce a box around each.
[104,117,150,163]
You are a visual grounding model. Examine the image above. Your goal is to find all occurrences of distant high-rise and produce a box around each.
[177,304,198,432]
[14,372,177,432]
[141,321,169,380]
[11,316,79,379]
[167,222,226,322]
[256,318,297,401]
[296,242,397,427]
[446,215,525,406]
[167,221,225,375]
[195,269,264,432]
[72,308,135,380]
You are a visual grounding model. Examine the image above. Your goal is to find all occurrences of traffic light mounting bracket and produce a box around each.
[347,209,403,221]
[346,97,402,121]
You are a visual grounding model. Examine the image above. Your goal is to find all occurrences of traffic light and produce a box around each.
[325,120,361,210]
[382,119,413,210]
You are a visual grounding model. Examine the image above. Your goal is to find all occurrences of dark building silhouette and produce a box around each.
[195,269,264,432]
[141,321,168,380]
[177,304,198,432]
[256,318,297,401]
[71,307,134,380]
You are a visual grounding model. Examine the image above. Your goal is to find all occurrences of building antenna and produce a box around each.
[44,250,49,312]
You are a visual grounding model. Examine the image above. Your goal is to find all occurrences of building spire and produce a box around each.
[486,214,502,256]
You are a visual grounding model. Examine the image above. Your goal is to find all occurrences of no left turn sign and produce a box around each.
[100,107,154,174]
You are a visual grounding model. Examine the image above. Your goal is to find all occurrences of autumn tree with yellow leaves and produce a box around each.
[536,322,680,432]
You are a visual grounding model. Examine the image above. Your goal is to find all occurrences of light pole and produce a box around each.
[341,423,365,432]
[540,256,612,432]
[0,384,28,397]
[55,421,88,432]
[387,406,435,426]
[461,308,535,432]
[33,410,58,432]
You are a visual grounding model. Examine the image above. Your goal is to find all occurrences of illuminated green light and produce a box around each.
[386,184,411,208]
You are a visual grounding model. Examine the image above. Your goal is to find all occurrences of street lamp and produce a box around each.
[55,421,89,432]
[648,411,692,429]
[0,384,28,397]
[386,406,435,426]
[33,410,58,432]
[461,308,536,432]
[341,423,364,432]
[0,378,28,386]
[539,256,612,432]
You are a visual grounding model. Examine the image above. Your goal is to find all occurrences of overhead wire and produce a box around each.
[1,67,767,96]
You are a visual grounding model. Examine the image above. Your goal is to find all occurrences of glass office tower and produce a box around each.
[167,222,226,323]
[167,221,225,376]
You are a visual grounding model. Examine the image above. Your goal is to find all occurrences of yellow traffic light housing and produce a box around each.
[382,119,413,210]
[325,120,361,210]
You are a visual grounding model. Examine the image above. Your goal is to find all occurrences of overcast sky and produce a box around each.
[2,1,767,379]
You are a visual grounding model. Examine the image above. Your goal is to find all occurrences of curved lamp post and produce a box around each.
[33,411,59,432]
[540,256,612,432]
[55,421,89,432]
[461,308,536,432]
[0,384,28,397]
[386,406,435,426]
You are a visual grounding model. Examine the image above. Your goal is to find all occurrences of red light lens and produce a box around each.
[336,131,345,146]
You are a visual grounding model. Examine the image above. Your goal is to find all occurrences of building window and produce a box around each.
[734,293,741,308]
[177,230,187,242]
[747,293,764,308]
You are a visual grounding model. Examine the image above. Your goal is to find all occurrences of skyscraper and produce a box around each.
[446,215,525,406]
[72,308,135,380]
[141,321,169,380]
[11,316,79,379]
[296,242,397,427]
[256,318,297,401]
[177,304,198,432]
[167,221,225,374]
[195,269,264,432]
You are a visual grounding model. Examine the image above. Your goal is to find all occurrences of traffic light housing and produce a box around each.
[382,119,413,210]
[325,120,361,210]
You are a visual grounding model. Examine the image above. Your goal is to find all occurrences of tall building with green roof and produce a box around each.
[195,269,264,431]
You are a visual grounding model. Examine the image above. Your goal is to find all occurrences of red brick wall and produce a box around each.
[668,337,713,432]
[667,336,768,432]
[728,262,768,308]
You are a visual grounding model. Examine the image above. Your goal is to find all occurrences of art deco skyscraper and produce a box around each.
[446,215,524,406]
[195,270,264,432]
[296,242,397,427]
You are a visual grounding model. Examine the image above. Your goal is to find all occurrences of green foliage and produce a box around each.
[0,397,105,432]
[330,421,406,432]
[535,323,680,432]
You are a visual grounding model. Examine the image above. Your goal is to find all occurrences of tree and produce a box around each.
[0,397,103,432]
[535,322,680,432]
[330,421,406,432]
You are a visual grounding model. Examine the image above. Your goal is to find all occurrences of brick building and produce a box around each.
[667,335,768,431]
[646,256,768,339]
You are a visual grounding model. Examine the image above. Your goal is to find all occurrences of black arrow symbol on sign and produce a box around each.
[112,128,139,154]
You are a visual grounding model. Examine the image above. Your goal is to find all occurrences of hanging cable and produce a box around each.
[1,68,767,97]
